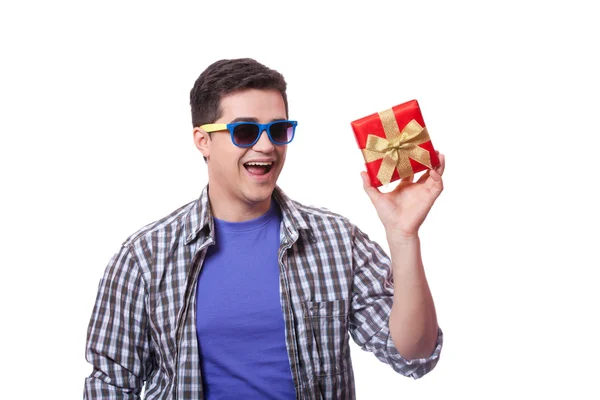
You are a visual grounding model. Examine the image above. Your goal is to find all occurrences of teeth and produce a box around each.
[245,162,272,166]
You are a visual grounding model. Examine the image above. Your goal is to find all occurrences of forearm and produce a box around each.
[387,234,438,360]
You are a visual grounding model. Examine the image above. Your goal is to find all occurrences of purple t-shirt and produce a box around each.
[195,201,296,399]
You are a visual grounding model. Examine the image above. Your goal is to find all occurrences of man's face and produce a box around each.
[195,89,288,211]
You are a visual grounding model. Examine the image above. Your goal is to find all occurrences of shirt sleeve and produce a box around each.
[84,245,154,399]
[348,226,442,379]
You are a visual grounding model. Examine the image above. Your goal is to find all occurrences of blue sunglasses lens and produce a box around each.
[269,121,295,144]
[231,124,258,146]
[232,122,294,146]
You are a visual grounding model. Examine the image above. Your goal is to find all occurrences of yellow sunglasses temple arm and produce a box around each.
[199,123,228,133]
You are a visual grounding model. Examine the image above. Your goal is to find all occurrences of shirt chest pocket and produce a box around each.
[304,299,350,377]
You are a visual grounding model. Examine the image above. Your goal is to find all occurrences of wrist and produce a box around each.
[385,229,420,247]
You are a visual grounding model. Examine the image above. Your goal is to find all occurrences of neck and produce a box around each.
[207,186,273,222]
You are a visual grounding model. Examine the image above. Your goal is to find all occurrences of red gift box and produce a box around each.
[351,100,440,188]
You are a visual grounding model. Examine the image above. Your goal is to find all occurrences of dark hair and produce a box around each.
[190,58,288,128]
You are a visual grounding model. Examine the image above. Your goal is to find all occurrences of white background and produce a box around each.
[1,0,599,398]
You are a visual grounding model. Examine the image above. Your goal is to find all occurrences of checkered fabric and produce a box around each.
[84,186,442,399]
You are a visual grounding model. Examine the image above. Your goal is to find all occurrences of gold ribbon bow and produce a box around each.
[361,109,433,185]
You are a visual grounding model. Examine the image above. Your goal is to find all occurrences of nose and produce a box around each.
[252,129,275,152]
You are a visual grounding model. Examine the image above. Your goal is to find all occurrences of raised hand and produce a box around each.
[361,153,445,239]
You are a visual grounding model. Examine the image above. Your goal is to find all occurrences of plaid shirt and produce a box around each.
[85,186,442,399]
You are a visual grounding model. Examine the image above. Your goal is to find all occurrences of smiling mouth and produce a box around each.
[243,161,274,176]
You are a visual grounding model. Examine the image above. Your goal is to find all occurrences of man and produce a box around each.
[84,58,445,399]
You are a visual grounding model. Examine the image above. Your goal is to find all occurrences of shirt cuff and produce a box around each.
[386,327,443,379]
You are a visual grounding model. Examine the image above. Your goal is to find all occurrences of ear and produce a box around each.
[193,127,211,159]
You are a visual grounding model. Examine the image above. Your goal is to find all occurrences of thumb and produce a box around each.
[361,171,381,204]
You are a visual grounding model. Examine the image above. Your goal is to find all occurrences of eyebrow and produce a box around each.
[229,117,287,124]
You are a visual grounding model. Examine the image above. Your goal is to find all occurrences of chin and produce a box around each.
[241,167,281,202]
[243,185,276,204]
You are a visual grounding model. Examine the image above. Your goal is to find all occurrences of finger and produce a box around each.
[428,169,444,195]
[361,171,381,204]
[417,170,430,184]
[401,174,414,184]
[429,168,442,183]
[391,176,414,194]
[435,153,445,176]
[395,174,414,189]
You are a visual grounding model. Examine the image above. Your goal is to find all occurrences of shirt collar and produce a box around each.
[183,185,212,245]
[183,185,310,245]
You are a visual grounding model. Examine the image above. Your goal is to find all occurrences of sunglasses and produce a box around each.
[200,120,298,148]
